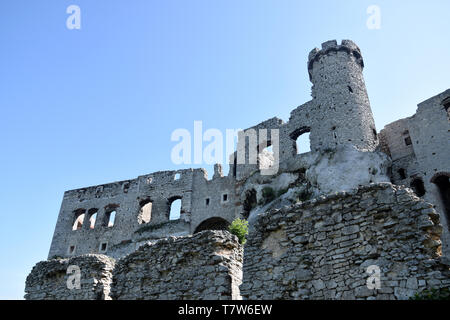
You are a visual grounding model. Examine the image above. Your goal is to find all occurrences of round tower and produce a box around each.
[307,39,378,152]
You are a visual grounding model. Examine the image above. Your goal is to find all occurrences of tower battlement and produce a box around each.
[307,39,364,80]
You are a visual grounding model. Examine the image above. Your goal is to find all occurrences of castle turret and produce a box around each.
[307,40,378,152]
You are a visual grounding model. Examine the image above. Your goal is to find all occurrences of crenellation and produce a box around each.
[307,39,364,81]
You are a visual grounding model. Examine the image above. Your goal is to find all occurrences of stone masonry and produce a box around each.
[25,254,115,300]
[111,230,243,300]
[240,183,450,300]
[379,90,450,256]
[26,184,450,300]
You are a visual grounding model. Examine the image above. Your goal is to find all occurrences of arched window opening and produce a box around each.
[296,132,311,154]
[105,210,116,227]
[169,198,182,220]
[194,217,230,234]
[243,189,257,219]
[432,174,450,229]
[290,127,311,155]
[72,210,86,231]
[410,178,426,197]
[88,208,98,229]
[138,199,152,224]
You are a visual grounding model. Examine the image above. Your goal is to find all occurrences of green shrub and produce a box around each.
[410,288,450,300]
[228,218,249,245]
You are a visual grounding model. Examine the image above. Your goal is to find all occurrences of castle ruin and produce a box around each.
[26,39,450,300]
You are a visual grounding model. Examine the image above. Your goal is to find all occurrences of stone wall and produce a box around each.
[379,89,450,256]
[241,183,450,300]
[111,230,243,300]
[25,254,115,300]
[48,168,238,260]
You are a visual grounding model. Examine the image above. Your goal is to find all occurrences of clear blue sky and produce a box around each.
[0,0,449,299]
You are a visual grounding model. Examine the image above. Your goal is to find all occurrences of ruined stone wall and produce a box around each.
[25,184,450,300]
[241,183,450,300]
[234,117,284,181]
[190,172,238,233]
[111,230,243,300]
[25,254,115,300]
[379,89,450,256]
[48,168,238,260]
[234,40,379,183]
[379,118,415,162]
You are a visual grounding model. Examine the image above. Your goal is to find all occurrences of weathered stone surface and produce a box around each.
[111,230,243,300]
[25,254,115,300]
[240,184,450,300]
[379,89,450,256]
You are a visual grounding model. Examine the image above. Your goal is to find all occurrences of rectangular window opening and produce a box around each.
[404,136,412,146]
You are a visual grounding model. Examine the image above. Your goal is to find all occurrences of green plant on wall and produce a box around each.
[410,287,450,300]
[228,218,249,245]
